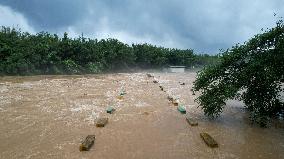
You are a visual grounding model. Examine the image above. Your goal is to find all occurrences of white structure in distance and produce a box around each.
[169,66,186,73]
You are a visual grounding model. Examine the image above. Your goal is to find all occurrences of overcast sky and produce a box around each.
[0,0,283,54]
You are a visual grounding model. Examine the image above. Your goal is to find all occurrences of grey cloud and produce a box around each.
[0,0,283,53]
[0,0,88,30]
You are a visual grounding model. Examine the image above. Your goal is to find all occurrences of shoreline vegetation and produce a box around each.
[193,21,284,126]
[0,26,218,76]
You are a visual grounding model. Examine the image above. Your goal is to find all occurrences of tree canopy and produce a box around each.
[193,20,284,126]
[0,27,218,75]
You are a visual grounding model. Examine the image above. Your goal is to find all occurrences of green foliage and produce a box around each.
[86,62,103,73]
[0,26,218,75]
[62,59,80,74]
[193,21,284,126]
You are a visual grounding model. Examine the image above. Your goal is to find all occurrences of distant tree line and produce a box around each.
[0,27,219,75]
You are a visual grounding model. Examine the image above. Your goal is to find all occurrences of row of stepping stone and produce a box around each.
[79,91,122,151]
[148,73,219,148]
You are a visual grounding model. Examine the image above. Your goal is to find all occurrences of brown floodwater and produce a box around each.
[0,72,283,159]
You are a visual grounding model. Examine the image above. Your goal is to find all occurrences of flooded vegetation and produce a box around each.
[0,72,283,159]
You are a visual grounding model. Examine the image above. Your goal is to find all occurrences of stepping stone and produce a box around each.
[79,135,96,151]
[120,91,126,96]
[200,133,218,148]
[172,100,179,106]
[177,105,186,114]
[167,96,174,102]
[153,80,158,83]
[96,118,108,127]
[142,112,149,115]
[106,106,115,114]
[186,116,198,126]
[117,95,123,100]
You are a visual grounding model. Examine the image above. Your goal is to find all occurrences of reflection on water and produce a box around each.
[0,73,283,159]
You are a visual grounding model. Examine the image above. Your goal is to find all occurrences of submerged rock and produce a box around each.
[146,73,153,78]
[186,116,198,126]
[159,85,164,91]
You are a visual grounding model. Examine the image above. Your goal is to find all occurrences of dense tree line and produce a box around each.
[0,27,218,75]
[193,20,284,127]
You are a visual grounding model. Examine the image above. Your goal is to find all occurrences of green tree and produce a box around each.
[0,26,218,75]
[193,20,284,127]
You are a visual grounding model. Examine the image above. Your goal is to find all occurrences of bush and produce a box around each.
[62,59,80,74]
[86,62,103,73]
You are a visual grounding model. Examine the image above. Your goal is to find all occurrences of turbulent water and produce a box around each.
[0,73,283,159]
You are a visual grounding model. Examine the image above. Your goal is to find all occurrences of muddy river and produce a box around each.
[0,72,283,159]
